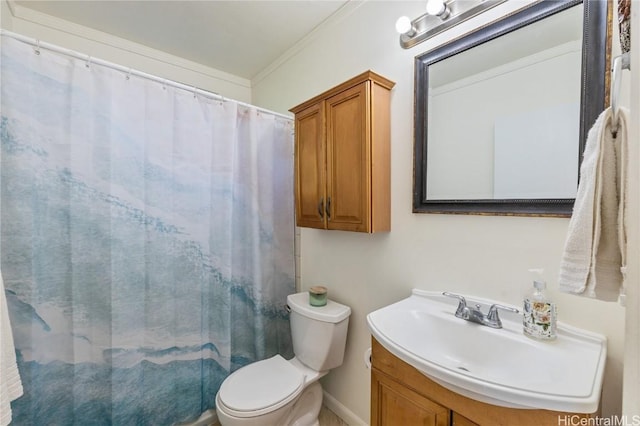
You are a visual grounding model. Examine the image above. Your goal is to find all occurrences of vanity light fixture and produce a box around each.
[396,0,507,49]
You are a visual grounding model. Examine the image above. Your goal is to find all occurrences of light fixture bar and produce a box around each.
[399,0,507,49]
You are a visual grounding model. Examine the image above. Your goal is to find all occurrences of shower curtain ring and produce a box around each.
[126,69,132,80]
[85,56,92,68]
[34,39,41,55]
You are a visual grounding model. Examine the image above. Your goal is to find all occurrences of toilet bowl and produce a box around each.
[215,292,351,426]
[215,356,325,426]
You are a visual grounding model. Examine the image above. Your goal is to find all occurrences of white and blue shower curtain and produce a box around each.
[0,33,295,425]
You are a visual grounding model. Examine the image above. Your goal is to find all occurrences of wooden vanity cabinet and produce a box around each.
[372,368,450,426]
[290,71,395,233]
[371,337,596,426]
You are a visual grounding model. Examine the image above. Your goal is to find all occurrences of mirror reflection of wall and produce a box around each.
[426,4,582,201]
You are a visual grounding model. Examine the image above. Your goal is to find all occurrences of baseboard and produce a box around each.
[181,409,218,426]
[183,393,362,426]
[322,390,367,426]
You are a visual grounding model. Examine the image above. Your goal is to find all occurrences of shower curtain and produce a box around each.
[0,34,295,425]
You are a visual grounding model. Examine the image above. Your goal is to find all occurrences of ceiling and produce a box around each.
[13,0,350,80]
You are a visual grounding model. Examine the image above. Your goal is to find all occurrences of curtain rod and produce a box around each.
[0,29,293,122]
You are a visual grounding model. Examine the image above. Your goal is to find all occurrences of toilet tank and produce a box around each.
[286,292,351,371]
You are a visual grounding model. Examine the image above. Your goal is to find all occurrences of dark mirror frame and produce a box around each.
[413,0,611,217]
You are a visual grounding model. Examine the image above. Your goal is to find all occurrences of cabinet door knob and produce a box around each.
[326,197,331,220]
[317,198,325,219]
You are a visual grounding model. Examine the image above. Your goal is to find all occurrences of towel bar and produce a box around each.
[610,52,630,137]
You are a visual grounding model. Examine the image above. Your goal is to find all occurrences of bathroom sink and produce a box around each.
[366,290,606,413]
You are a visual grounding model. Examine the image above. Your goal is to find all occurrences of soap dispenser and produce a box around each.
[523,269,557,340]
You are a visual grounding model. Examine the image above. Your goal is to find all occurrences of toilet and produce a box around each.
[215,291,351,426]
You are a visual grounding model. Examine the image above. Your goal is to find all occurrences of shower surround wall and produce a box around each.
[0,34,295,425]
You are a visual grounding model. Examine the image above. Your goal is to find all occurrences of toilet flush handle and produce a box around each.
[285,304,291,313]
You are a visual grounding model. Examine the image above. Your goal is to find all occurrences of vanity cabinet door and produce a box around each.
[371,369,449,426]
[452,412,480,426]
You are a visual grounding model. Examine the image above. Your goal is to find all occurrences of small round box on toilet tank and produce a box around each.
[308,286,327,306]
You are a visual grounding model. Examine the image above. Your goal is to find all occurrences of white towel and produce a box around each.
[558,106,628,301]
[1,270,23,426]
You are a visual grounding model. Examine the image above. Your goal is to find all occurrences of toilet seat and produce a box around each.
[218,355,305,418]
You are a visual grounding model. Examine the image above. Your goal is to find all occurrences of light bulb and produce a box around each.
[395,16,414,35]
[426,0,449,19]
[426,0,445,15]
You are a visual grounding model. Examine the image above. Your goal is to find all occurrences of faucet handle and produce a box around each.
[442,292,466,304]
[487,303,519,326]
[442,292,467,316]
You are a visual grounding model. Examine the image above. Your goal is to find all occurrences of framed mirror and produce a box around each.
[413,0,611,216]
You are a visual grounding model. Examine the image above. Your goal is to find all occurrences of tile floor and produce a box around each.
[318,405,349,426]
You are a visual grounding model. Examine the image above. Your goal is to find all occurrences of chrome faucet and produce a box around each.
[442,292,519,329]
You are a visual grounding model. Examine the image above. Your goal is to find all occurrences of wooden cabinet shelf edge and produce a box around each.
[290,71,395,233]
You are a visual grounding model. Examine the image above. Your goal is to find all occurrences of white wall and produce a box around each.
[252,1,628,422]
[0,0,252,102]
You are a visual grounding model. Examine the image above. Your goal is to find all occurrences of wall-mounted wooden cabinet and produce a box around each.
[371,337,596,426]
[290,71,395,233]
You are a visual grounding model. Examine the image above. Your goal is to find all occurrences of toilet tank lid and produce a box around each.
[287,292,351,323]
